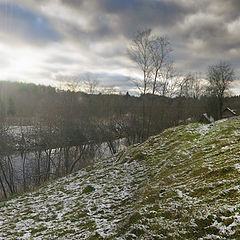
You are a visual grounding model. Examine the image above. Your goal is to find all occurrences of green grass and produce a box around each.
[1,119,240,239]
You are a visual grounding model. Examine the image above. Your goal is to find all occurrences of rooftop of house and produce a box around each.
[223,107,237,115]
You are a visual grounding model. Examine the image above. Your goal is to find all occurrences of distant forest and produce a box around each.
[0,80,240,126]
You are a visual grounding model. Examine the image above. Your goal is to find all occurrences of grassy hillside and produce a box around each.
[0,119,240,239]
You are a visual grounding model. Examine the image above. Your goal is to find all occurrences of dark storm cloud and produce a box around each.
[207,0,240,21]
[50,14,118,49]
[58,0,191,38]
[58,0,84,8]
[99,0,189,24]
[100,0,137,13]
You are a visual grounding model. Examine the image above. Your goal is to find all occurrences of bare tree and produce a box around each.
[128,29,173,96]
[84,74,99,94]
[128,29,173,140]
[0,121,16,198]
[149,36,172,95]
[207,61,235,118]
[128,29,153,95]
[157,62,178,97]
[56,75,81,92]
[179,73,204,99]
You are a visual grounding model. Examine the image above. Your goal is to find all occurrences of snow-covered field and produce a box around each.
[0,157,150,239]
[0,120,240,239]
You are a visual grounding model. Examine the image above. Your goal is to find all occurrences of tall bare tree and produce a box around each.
[149,36,172,95]
[207,61,235,119]
[128,29,153,95]
[128,29,173,140]
[83,73,99,94]
[128,29,173,96]
[179,73,204,99]
[157,61,178,97]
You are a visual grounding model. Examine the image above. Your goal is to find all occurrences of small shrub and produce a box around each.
[82,185,95,194]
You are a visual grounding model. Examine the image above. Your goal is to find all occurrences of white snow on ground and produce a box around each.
[234,163,240,173]
[1,120,240,239]
[176,189,183,198]
[0,156,151,239]
[196,124,212,136]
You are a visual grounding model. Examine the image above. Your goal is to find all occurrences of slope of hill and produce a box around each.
[0,120,240,239]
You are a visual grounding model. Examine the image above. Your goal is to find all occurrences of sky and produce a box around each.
[1,0,240,94]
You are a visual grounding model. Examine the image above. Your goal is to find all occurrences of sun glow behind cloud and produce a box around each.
[0,0,240,94]
[0,0,137,92]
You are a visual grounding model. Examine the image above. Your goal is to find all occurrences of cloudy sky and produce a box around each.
[1,0,240,94]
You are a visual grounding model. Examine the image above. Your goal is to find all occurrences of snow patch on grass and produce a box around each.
[1,120,240,239]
